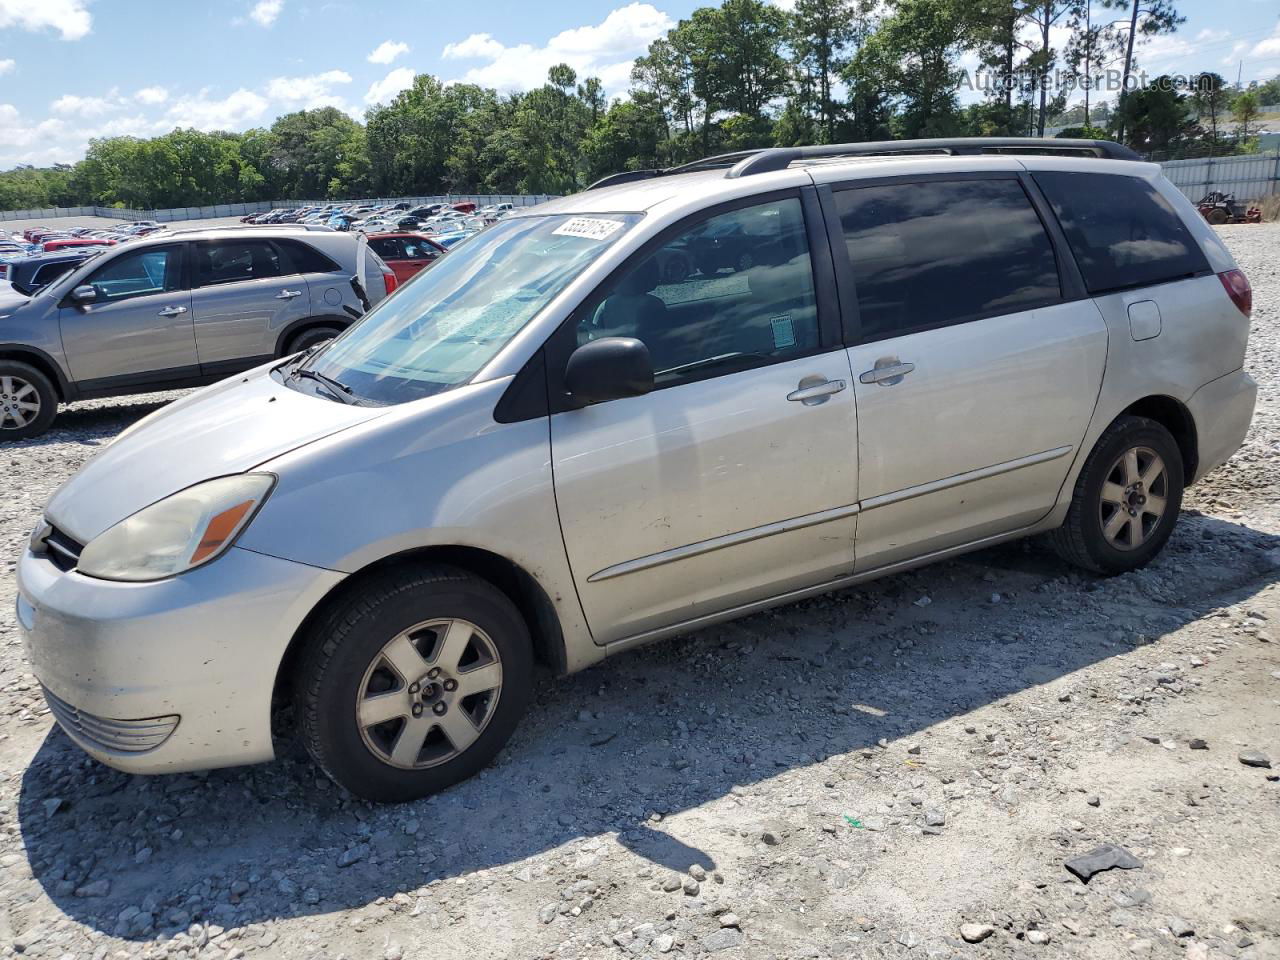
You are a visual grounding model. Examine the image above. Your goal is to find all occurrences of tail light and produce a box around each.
[380,264,398,296]
[1218,269,1252,318]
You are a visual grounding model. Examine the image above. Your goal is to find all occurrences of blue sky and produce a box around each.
[0,0,1277,169]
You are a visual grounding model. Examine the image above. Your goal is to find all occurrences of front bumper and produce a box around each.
[16,544,344,774]
[1187,367,1258,483]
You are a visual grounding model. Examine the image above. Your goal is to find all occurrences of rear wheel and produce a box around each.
[295,565,533,802]
[285,325,343,356]
[0,361,57,441]
[1050,415,1184,575]
[1206,207,1229,225]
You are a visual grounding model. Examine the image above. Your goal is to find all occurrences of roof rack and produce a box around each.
[585,137,1140,190]
[164,223,337,236]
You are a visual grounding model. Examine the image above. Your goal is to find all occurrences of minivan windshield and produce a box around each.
[299,212,641,405]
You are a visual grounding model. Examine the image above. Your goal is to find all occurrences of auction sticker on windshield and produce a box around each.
[552,217,626,241]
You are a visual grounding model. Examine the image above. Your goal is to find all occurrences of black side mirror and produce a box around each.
[565,337,653,406]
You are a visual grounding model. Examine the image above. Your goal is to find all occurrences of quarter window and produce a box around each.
[834,178,1061,340]
[193,239,285,287]
[577,197,820,387]
[86,246,183,303]
[367,237,403,261]
[1033,172,1209,294]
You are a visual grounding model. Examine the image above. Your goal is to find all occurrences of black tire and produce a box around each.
[285,325,343,356]
[1205,207,1229,225]
[294,564,534,803]
[1050,415,1184,575]
[0,360,58,441]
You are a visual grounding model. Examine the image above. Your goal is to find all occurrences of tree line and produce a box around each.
[3,0,1278,211]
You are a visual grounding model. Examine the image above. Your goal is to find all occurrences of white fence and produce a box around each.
[1159,152,1280,202]
[0,194,556,223]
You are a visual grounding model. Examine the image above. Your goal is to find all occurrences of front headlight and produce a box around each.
[77,474,275,582]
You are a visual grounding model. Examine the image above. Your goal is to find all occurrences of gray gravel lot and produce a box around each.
[0,226,1277,960]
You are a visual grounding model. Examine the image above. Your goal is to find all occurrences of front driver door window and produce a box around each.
[58,244,197,385]
[549,193,861,644]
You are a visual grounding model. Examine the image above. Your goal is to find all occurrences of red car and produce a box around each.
[41,237,115,252]
[450,201,477,213]
[365,233,447,285]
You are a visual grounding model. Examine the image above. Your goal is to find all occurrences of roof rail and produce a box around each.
[725,137,1141,178]
[585,137,1140,190]
[164,223,337,236]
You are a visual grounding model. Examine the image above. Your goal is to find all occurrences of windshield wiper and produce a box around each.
[291,366,357,404]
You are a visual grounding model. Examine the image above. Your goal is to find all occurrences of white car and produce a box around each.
[19,138,1256,802]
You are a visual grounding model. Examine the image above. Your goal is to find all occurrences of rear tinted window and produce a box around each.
[1033,172,1209,294]
[277,239,341,274]
[834,178,1061,340]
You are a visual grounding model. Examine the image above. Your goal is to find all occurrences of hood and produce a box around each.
[0,280,31,315]
[46,366,388,542]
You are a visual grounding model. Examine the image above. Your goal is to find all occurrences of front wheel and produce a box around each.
[295,565,533,802]
[0,361,58,441]
[1050,415,1184,575]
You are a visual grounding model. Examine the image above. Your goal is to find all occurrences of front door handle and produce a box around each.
[787,378,847,405]
[859,360,915,386]
[276,289,303,300]
[157,305,187,317]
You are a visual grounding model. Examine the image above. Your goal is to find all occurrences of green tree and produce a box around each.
[1231,89,1261,147]
[871,0,970,138]
[788,0,855,142]
[1190,72,1230,152]
[1111,75,1194,152]
[1102,0,1184,141]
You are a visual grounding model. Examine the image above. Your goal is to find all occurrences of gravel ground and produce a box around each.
[1,226,1278,960]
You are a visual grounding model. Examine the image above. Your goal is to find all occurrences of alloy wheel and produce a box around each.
[0,375,41,431]
[355,618,503,769]
[1099,445,1168,551]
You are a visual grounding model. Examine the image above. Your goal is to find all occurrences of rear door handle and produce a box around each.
[787,378,846,405]
[859,361,915,386]
[157,305,187,317]
[276,289,303,300]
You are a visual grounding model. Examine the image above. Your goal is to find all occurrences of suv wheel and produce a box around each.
[1050,415,1184,575]
[0,361,58,441]
[295,565,533,803]
[286,325,343,356]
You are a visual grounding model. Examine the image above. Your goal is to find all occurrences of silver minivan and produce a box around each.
[0,225,393,439]
[17,139,1257,802]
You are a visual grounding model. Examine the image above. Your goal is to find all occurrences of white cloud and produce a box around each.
[1253,25,1280,60]
[1196,28,1230,43]
[0,58,12,75]
[0,104,76,167]
[367,40,409,64]
[364,67,415,105]
[135,86,169,105]
[248,0,283,27]
[441,3,673,96]
[165,89,270,131]
[443,33,506,60]
[51,93,122,117]
[0,0,91,40]
[266,69,352,109]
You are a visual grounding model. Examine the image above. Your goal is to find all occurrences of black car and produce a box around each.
[0,250,104,297]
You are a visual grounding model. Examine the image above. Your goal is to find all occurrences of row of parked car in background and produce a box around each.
[0,220,169,296]
[0,197,498,301]
[241,199,514,249]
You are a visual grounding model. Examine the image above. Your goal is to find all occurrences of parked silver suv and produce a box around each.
[0,225,393,438]
[17,139,1256,802]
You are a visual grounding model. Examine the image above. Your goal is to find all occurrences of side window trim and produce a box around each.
[816,183,860,344]
[540,187,839,416]
[826,172,1071,347]
[1017,172,1087,301]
